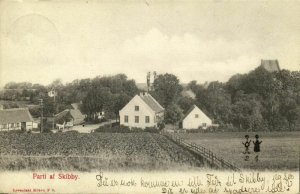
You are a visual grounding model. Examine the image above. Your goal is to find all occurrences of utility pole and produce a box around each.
[147,72,151,92]
[39,99,43,133]
[52,90,56,130]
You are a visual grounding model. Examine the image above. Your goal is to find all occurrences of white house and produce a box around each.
[0,108,34,131]
[119,92,164,129]
[180,105,212,129]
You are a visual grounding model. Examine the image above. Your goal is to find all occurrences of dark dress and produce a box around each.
[253,140,261,152]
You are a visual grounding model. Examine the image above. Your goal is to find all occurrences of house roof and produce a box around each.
[70,109,85,120]
[71,103,80,110]
[55,109,69,119]
[55,109,85,120]
[139,93,164,113]
[181,105,210,121]
[0,108,33,124]
[261,59,280,72]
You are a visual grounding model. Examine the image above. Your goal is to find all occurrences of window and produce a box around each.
[195,114,199,118]
[145,116,150,123]
[135,106,139,111]
[202,123,207,127]
[16,123,20,127]
[124,115,128,123]
[135,116,139,123]
[3,124,7,129]
[11,123,15,128]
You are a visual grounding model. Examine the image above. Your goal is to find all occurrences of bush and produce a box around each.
[144,127,160,133]
[93,124,160,133]
[130,127,144,132]
[157,122,165,130]
[94,124,131,133]
[217,124,239,132]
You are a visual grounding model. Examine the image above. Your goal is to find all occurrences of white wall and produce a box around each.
[183,107,212,129]
[26,122,33,131]
[0,122,33,131]
[120,95,156,129]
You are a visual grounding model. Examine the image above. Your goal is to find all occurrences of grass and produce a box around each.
[176,131,300,171]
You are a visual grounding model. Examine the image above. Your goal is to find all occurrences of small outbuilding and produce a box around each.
[180,105,212,130]
[55,109,85,126]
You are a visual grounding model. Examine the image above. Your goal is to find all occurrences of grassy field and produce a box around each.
[0,132,205,171]
[176,131,300,171]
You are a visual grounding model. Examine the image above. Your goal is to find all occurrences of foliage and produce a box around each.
[151,73,183,108]
[189,68,300,131]
[164,103,183,124]
[1,68,299,132]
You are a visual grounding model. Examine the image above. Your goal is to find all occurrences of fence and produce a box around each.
[164,133,240,171]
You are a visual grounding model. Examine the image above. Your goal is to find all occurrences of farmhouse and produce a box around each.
[0,108,34,131]
[55,109,85,126]
[119,92,164,129]
[180,105,212,129]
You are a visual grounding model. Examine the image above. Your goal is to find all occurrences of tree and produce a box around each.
[164,103,183,125]
[231,91,265,131]
[151,73,183,108]
[178,96,195,114]
[109,92,131,121]
[82,87,113,120]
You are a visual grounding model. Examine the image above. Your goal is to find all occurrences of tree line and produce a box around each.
[1,67,299,131]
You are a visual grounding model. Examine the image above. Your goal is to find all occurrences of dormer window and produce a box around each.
[135,106,139,111]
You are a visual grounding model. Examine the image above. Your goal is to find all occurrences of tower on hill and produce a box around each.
[260,59,280,72]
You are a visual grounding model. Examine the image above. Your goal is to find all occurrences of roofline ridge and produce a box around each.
[0,107,29,111]
[147,93,165,110]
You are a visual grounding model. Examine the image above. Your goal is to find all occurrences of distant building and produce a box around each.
[181,89,196,99]
[71,103,81,110]
[55,109,85,126]
[119,92,164,129]
[260,59,280,72]
[180,105,212,129]
[0,108,34,131]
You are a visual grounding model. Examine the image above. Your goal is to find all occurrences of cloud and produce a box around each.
[1,27,297,86]
[86,28,258,83]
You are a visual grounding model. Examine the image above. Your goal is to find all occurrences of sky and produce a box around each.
[0,0,299,87]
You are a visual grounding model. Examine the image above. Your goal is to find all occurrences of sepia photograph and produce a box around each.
[0,0,299,193]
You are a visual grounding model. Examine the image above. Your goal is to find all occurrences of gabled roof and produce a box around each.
[261,59,280,72]
[55,109,69,119]
[55,109,85,120]
[71,103,80,110]
[0,108,33,124]
[181,104,210,121]
[182,105,198,121]
[70,109,85,120]
[139,93,164,113]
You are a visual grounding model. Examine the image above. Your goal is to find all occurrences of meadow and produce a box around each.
[176,131,300,171]
[0,132,205,171]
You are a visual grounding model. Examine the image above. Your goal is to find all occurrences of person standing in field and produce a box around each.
[242,135,251,161]
[242,135,251,154]
[253,134,262,162]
